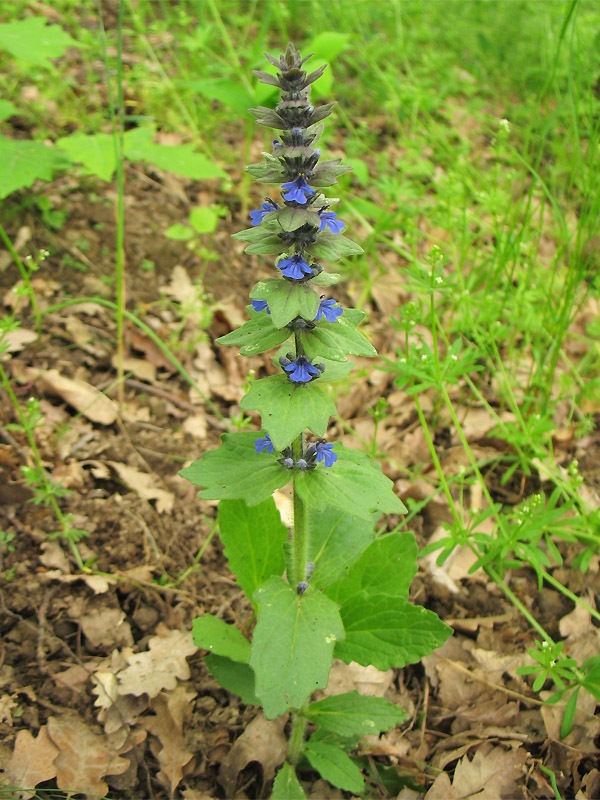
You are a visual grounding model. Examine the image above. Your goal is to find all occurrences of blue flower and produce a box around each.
[318,209,345,233]
[315,441,337,467]
[283,356,321,383]
[315,297,343,322]
[250,199,279,226]
[251,300,270,314]
[281,176,315,204]
[255,434,275,454]
[278,253,312,280]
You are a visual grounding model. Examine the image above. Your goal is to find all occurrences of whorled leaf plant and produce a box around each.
[180,43,452,797]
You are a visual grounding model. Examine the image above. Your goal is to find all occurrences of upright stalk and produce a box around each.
[292,433,308,587]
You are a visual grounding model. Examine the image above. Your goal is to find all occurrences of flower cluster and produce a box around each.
[255,434,337,470]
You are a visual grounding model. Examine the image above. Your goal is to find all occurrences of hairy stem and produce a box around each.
[292,433,308,587]
[288,713,308,766]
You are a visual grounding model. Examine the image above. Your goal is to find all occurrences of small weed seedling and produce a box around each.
[181,45,452,796]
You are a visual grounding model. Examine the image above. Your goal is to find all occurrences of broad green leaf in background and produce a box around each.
[308,508,375,590]
[165,223,195,241]
[217,311,290,356]
[0,138,70,199]
[0,100,18,122]
[295,445,407,521]
[189,206,220,234]
[307,32,351,99]
[335,592,453,670]
[191,615,250,662]
[240,375,336,450]
[179,432,290,504]
[0,17,81,68]
[250,279,320,329]
[126,139,228,180]
[250,577,344,718]
[218,498,287,603]
[325,533,418,606]
[272,762,306,800]
[56,132,116,182]
[304,738,363,794]
[305,691,408,741]
[187,78,256,116]
[204,655,259,705]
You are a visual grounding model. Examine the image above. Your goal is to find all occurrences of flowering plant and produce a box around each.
[181,44,451,796]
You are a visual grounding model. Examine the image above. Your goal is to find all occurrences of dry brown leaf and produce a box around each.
[80,607,133,649]
[35,368,118,424]
[117,628,197,697]
[218,712,287,798]
[142,686,196,794]
[2,328,37,354]
[108,461,174,513]
[47,714,129,797]
[1,727,58,798]
[111,354,156,382]
[324,660,394,698]
[425,744,527,800]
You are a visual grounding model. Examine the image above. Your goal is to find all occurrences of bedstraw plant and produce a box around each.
[180,44,452,796]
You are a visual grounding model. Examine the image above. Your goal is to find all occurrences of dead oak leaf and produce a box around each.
[142,686,196,795]
[1,727,58,799]
[425,744,527,800]
[47,714,129,797]
[108,461,174,513]
[36,368,117,425]
[117,628,197,698]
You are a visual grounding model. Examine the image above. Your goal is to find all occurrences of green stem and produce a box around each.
[292,433,308,587]
[0,223,41,332]
[288,713,307,766]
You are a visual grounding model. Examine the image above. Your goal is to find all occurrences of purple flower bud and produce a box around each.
[250,199,279,226]
[297,581,308,595]
[251,299,270,314]
[282,457,294,469]
[296,458,308,470]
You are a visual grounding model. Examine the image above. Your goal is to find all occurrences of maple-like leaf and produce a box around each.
[117,628,197,698]
[1,727,58,799]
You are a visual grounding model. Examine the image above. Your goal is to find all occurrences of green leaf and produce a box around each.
[205,655,259,705]
[189,206,220,234]
[295,445,407,521]
[312,272,342,287]
[187,78,256,115]
[305,691,408,741]
[309,508,375,590]
[335,592,453,670]
[272,763,306,800]
[218,498,287,603]
[304,739,364,794]
[302,315,377,362]
[0,100,18,122]
[246,155,286,182]
[0,137,70,199]
[240,375,336,450]
[250,279,320,329]
[250,577,344,718]
[165,223,194,241]
[126,137,227,180]
[216,312,290,355]
[325,533,418,605]
[309,31,351,62]
[276,206,321,232]
[56,132,116,181]
[179,431,290,505]
[307,232,364,262]
[192,615,250,662]
[0,17,81,68]
[311,159,353,187]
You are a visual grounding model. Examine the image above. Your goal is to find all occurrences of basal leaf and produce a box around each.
[0,17,81,68]
[304,739,363,794]
[0,137,70,198]
[295,445,407,521]
[217,312,290,355]
[335,592,453,670]
[191,615,250,662]
[179,431,290,504]
[250,278,320,328]
[305,691,408,741]
[250,577,344,718]
[272,763,306,800]
[240,375,336,450]
[324,533,418,605]
[309,508,375,590]
[56,132,116,181]
[205,654,259,705]
[218,498,287,603]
